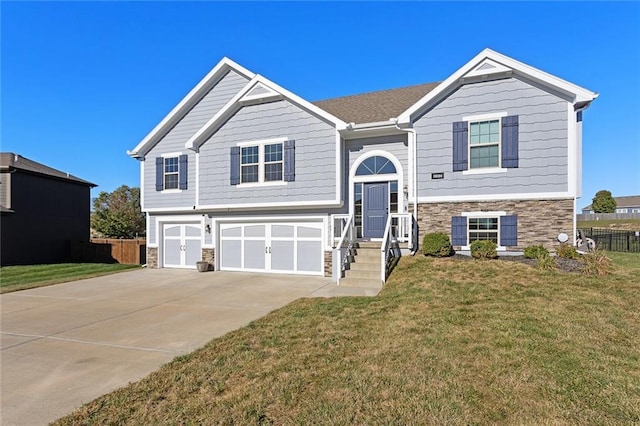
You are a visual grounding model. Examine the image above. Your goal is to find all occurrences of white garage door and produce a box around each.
[219,222,324,275]
[163,223,202,268]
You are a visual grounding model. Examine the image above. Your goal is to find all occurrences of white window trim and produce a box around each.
[160,152,183,192]
[467,116,502,172]
[237,138,288,186]
[460,211,506,251]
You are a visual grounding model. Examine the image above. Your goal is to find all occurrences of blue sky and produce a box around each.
[2,1,639,208]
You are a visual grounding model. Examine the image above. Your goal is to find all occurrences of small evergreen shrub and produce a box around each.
[470,240,498,259]
[536,253,557,271]
[582,248,613,276]
[422,232,454,257]
[524,245,549,259]
[556,243,578,259]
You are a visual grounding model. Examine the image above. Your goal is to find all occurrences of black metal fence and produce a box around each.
[581,228,640,253]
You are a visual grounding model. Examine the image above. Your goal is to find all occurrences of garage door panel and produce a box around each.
[185,225,201,237]
[298,226,322,238]
[272,224,294,238]
[221,226,241,237]
[271,240,295,271]
[245,225,265,237]
[165,239,182,266]
[244,240,266,270]
[221,240,241,268]
[297,241,322,272]
[219,222,323,275]
[165,226,181,237]
[185,239,201,267]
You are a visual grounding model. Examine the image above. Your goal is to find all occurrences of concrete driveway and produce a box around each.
[1,268,379,425]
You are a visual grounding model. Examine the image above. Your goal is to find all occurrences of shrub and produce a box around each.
[470,240,498,259]
[422,232,454,257]
[556,243,578,259]
[524,245,549,259]
[582,249,613,276]
[536,253,557,271]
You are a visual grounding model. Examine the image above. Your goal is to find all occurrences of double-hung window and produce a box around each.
[163,157,179,190]
[469,119,500,169]
[452,114,518,172]
[231,139,294,186]
[263,143,283,182]
[239,142,284,184]
[240,146,260,183]
[154,154,188,191]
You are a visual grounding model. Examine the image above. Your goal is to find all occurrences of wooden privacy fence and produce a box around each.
[90,238,146,264]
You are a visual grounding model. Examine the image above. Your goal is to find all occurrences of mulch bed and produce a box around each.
[451,253,584,273]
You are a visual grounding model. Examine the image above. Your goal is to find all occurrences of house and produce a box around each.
[0,153,96,265]
[128,49,597,285]
[581,195,640,214]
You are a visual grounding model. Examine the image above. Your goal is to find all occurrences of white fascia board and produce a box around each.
[417,191,576,203]
[127,57,256,159]
[186,74,348,151]
[397,48,598,124]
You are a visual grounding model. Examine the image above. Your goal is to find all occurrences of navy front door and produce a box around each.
[363,182,388,238]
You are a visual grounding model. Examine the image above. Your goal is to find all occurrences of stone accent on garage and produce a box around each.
[324,251,332,277]
[147,247,158,268]
[417,198,575,251]
[202,248,215,271]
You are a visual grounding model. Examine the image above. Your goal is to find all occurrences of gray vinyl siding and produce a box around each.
[148,215,157,245]
[346,134,409,186]
[414,77,569,198]
[0,172,9,208]
[143,70,250,209]
[199,99,337,205]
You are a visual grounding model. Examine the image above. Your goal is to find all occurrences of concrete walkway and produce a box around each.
[1,268,380,425]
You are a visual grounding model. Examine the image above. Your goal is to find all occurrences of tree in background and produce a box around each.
[591,190,617,213]
[91,185,145,238]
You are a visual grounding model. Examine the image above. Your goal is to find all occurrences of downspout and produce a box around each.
[392,118,418,253]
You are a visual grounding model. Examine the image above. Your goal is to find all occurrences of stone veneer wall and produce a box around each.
[324,251,332,277]
[417,198,574,251]
[147,247,158,268]
[202,248,215,271]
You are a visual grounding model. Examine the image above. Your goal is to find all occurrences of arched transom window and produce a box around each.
[355,156,397,176]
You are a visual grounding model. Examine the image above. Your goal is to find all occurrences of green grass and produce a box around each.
[0,263,140,293]
[56,253,640,425]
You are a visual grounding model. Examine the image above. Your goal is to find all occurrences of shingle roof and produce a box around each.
[582,195,640,210]
[0,153,96,187]
[312,82,441,124]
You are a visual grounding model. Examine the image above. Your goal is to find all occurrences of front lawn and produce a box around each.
[0,263,140,293]
[56,252,639,424]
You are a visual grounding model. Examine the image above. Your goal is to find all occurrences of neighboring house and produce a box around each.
[0,153,96,265]
[581,195,640,214]
[128,48,597,284]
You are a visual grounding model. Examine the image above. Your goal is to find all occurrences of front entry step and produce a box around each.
[340,241,383,288]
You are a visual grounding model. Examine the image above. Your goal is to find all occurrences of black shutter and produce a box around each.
[230,146,240,185]
[500,215,518,246]
[452,121,468,172]
[155,157,163,191]
[451,216,467,246]
[284,140,295,182]
[501,115,519,168]
[178,154,188,190]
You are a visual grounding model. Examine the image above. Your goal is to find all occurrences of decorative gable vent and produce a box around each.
[240,82,282,105]
[465,59,513,79]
